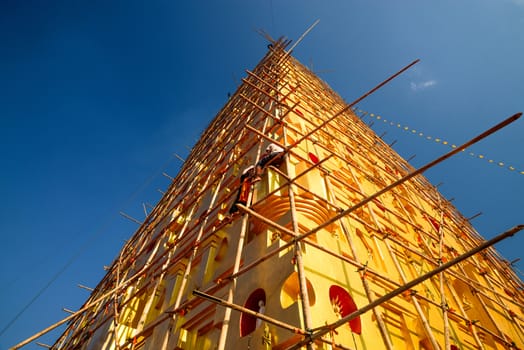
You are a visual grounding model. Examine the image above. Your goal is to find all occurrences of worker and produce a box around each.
[252,143,285,182]
[228,165,255,216]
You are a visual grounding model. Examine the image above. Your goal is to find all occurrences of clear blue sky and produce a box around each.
[1,1,522,348]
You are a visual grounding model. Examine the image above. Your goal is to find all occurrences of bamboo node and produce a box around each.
[478,268,488,276]
[466,319,479,327]
[356,262,368,272]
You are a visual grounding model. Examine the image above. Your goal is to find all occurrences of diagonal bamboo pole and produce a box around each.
[228,113,521,283]
[284,112,521,250]
[286,59,420,152]
[286,19,320,54]
[11,86,272,350]
[384,238,441,349]
[192,290,306,335]
[288,225,523,350]
[324,175,394,349]
[216,114,272,350]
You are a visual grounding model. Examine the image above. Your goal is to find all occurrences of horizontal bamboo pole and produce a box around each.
[192,290,306,335]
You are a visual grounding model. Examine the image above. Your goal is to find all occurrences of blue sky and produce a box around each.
[1,1,523,348]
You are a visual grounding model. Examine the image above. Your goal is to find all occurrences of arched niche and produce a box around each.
[214,237,228,262]
[280,272,316,309]
[240,288,266,337]
[329,285,362,335]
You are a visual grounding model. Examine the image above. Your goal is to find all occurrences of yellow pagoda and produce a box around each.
[14,38,523,350]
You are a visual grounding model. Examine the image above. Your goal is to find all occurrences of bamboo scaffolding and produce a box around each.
[233,197,508,348]
[288,225,523,350]
[133,137,250,255]
[324,175,395,349]
[226,112,521,286]
[278,153,521,314]
[284,112,521,254]
[283,119,315,346]
[384,238,441,349]
[39,44,292,350]
[111,242,124,350]
[192,290,305,335]
[216,114,272,350]
[292,229,511,348]
[480,269,524,339]
[43,113,262,348]
[350,152,441,348]
[286,59,420,152]
[169,127,242,310]
[25,41,523,350]
[456,262,510,343]
[173,178,520,350]
[259,100,451,244]
[444,276,486,349]
[346,161,388,266]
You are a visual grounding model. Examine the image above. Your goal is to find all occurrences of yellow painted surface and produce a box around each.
[54,40,523,350]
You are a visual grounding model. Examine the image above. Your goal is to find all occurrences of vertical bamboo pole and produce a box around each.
[283,124,314,344]
[324,176,394,350]
[444,279,486,349]
[383,236,441,349]
[216,55,283,346]
[481,272,524,341]
[111,247,124,349]
[357,165,441,349]
[435,200,451,350]
[275,57,315,345]
[216,116,271,350]
[287,226,522,350]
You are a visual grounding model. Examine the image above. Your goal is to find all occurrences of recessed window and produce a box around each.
[329,285,361,334]
[280,272,316,309]
[240,288,266,337]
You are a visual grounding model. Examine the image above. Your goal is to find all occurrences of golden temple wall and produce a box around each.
[51,39,523,350]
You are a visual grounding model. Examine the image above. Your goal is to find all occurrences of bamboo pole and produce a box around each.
[40,44,290,350]
[193,290,306,335]
[216,115,271,350]
[324,176,394,349]
[166,128,247,347]
[287,112,521,252]
[111,243,124,350]
[286,59,420,153]
[434,202,451,350]
[282,117,315,346]
[287,19,320,53]
[445,277,486,349]
[287,225,523,350]
[228,112,522,284]
[384,238,441,349]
